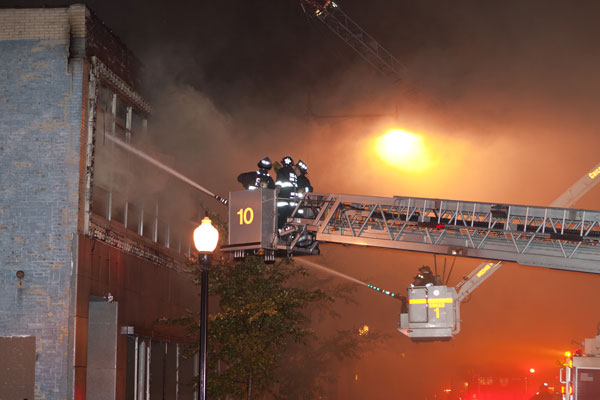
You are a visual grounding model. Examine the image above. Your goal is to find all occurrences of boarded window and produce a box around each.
[0,336,36,400]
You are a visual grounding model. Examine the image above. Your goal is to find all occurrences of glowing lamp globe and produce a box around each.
[193,217,219,253]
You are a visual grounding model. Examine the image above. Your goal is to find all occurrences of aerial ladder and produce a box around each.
[224,169,600,341]
[551,161,600,208]
[299,0,404,81]
[397,160,600,340]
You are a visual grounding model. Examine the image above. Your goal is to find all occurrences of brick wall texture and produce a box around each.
[0,5,85,399]
[0,6,86,40]
[0,6,189,400]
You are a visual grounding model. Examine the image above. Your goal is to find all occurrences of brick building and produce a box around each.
[0,5,204,399]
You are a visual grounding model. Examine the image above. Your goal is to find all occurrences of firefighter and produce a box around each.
[237,170,256,190]
[294,160,312,217]
[237,157,275,190]
[295,160,313,198]
[275,156,298,228]
[256,157,275,189]
[411,265,436,287]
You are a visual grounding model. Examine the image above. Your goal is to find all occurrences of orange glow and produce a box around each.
[529,368,535,373]
[373,129,435,173]
[358,325,369,336]
[565,351,572,357]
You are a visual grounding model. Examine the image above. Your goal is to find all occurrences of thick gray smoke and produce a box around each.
[116,4,600,395]
[31,0,600,397]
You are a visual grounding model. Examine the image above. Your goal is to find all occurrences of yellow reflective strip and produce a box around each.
[428,298,453,308]
[409,298,453,306]
[429,298,453,303]
[476,263,493,278]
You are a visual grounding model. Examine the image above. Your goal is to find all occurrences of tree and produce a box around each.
[204,256,328,399]
[159,209,384,399]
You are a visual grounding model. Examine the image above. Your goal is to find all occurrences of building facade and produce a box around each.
[0,5,203,399]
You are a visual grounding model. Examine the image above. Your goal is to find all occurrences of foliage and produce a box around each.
[158,235,386,399]
[205,256,328,399]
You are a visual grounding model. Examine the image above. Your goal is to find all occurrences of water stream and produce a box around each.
[295,258,367,287]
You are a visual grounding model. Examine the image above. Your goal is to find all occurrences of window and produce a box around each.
[91,82,195,257]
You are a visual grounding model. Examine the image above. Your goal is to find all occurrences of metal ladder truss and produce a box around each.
[288,193,600,273]
[300,0,404,80]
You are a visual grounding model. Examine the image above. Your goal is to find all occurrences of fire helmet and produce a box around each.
[418,265,432,274]
[296,160,308,173]
[282,156,294,166]
[257,157,272,170]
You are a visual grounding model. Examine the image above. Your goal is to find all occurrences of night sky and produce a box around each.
[6,0,600,398]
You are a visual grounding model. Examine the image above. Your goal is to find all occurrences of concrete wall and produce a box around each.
[0,6,86,399]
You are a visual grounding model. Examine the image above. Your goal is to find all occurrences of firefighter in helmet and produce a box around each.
[411,265,436,287]
[295,160,313,217]
[275,156,298,228]
[237,157,275,190]
[256,157,275,189]
[295,160,313,198]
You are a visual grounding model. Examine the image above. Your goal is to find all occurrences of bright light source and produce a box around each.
[565,351,572,358]
[358,325,369,336]
[373,129,435,173]
[193,216,219,252]
[529,368,536,373]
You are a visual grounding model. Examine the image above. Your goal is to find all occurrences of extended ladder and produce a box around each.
[283,192,600,273]
[299,0,404,80]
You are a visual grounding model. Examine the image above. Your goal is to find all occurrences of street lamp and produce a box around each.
[193,215,219,400]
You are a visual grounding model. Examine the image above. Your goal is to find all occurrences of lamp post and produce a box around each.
[193,215,219,400]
